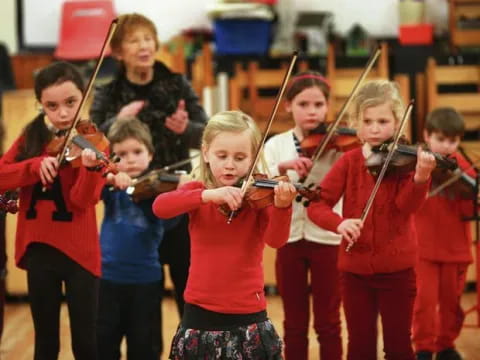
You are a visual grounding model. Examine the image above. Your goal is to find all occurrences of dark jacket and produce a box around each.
[90,61,207,170]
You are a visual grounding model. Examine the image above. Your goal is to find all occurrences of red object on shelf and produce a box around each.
[54,0,116,60]
[248,0,277,4]
[399,24,434,45]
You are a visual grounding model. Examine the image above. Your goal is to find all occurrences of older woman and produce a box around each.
[90,13,207,357]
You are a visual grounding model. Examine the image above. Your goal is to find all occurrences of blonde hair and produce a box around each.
[349,80,405,131]
[192,111,265,188]
[111,13,160,55]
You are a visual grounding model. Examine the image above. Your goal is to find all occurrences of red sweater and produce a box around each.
[152,181,292,314]
[307,147,430,275]
[415,152,474,264]
[0,136,105,276]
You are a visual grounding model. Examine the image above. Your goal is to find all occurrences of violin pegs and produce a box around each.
[111,153,121,163]
[303,200,311,207]
[295,194,303,203]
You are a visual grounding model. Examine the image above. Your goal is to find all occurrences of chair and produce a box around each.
[155,36,186,75]
[426,57,480,130]
[326,42,389,123]
[228,59,310,134]
[54,0,116,60]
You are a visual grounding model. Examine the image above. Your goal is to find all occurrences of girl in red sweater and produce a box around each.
[0,62,105,360]
[153,110,297,359]
[412,108,475,360]
[307,80,436,360]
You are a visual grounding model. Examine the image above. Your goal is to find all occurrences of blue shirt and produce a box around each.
[100,188,167,283]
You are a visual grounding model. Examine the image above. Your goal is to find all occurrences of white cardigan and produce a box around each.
[264,130,343,245]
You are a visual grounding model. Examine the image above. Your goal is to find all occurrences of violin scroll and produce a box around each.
[0,190,19,214]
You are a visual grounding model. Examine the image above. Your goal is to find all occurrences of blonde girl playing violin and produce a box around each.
[264,71,343,360]
[307,80,436,360]
[153,110,296,359]
[0,62,106,360]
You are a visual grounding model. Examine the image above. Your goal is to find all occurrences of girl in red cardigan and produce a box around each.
[0,62,105,360]
[307,80,436,360]
[153,110,297,359]
[412,108,475,360]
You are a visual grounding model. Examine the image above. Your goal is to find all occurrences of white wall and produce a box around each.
[295,0,448,36]
[0,0,18,54]
[0,0,449,54]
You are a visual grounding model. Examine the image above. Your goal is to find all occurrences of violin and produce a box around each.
[365,141,476,199]
[429,158,476,199]
[300,124,360,158]
[46,120,118,176]
[126,171,181,202]
[0,191,19,214]
[220,173,321,216]
[124,154,200,202]
[366,140,451,175]
[44,19,118,182]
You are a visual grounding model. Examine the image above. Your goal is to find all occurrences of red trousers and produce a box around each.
[276,240,342,360]
[412,259,468,352]
[341,268,417,360]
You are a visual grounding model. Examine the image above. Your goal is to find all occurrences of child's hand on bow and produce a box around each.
[337,218,363,246]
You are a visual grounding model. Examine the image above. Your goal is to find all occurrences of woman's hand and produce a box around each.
[165,99,189,134]
[414,148,436,184]
[337,219,363,246]
[202,186,243,211]
[81,148,98,168]
[117,100,145,119]
[273,180,297,208]
[278,157,313,178]
[39,156,59,185]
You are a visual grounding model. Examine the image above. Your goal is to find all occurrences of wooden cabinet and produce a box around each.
[449,0,480,48]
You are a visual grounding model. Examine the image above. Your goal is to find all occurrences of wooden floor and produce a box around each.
[0,293,479,360]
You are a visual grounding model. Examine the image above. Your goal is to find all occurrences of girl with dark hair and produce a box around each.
[0,61,105,360]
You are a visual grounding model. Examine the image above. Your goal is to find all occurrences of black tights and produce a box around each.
[25,243,98,360]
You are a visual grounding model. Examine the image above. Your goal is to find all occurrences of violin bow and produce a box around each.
[346,100,414,252]
[55,19,118,166]
[130,153,200,185]
[301,46,382,189]
[227,52,298,224]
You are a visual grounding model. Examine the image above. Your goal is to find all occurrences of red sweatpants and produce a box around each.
[412,259,468,353]
[341,268,417,360]
[276,240,342,360]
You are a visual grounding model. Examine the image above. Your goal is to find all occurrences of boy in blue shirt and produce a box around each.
[98,117,176,360]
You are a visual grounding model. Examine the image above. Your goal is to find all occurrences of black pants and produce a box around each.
[25,243,98,360]
[159,214,190,352]
[97,279,162,360]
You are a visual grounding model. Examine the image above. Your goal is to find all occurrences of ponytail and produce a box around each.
[15,113,52,162]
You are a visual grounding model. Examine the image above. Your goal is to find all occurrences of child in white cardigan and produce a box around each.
[264,71,346,360]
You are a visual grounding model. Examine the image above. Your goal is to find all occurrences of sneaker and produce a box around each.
[415,351,433,360]
[436,348,463,360]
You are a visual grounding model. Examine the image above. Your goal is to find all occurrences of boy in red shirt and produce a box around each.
[413,107,475,360]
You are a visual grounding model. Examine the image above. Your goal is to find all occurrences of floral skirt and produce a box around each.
[169,320,283,359]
